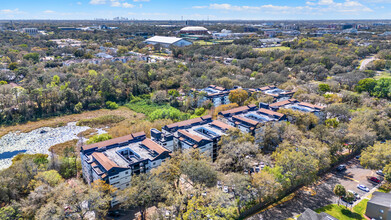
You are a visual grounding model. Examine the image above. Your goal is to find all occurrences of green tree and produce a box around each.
[360,141,391,170]
[23,53,40,63]
[119,174,168,220]
[318,83,330,93]
[333,184,346,206]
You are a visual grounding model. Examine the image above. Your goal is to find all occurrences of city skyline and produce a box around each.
[1,0,391,20]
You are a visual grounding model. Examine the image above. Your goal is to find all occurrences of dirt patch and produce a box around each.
[49,139,78,156]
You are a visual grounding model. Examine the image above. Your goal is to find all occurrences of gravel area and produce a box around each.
[0,122,90,170]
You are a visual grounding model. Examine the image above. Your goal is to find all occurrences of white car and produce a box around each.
[223,186,229,193]
[357,184,369,192]
[348,190,360,200]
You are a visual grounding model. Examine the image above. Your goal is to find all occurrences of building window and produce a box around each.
[380,209,384,213]
[125,171,128,175]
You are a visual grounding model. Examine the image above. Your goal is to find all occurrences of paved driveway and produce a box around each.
[247,158,380,220]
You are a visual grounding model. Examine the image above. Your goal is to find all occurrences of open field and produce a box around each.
[0,107,143,138]
[254,46,290,52]
[315,203,366,220]
[374,71,391,79]
[193,40,214,45]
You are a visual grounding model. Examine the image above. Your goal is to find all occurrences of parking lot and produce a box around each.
[248,158,382,220]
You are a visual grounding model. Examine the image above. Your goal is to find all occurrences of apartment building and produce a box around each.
[80,132,170,205]
[257,86,294,102]
[192,85,231,107]
[218,104,286,134]
[151,116,233,160]
[268,98,325,117]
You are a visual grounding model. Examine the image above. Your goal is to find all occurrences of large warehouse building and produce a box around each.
[179,26,209,35]
[144,36,192,47]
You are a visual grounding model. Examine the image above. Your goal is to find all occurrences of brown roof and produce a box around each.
[210,85,225,91]
[298,102,325,110]
[220,105,251,116]
[141,139,168,155]
[92,152,118,171]
[232,115,259,126]
[82,131,146,151]
[257,108,284,118]
[259,86,275,91]
[269,99,297,108]
[166,116,210,129]
[178,129,205,143]
[210,120,234,130]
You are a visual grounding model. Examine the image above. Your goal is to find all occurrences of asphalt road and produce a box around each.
[247,158,381,220]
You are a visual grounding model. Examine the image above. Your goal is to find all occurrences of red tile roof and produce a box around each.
[165,116,210,129]
[92,152,119,171]
[269,99,297,108]
[210,120,234,130]
[298,102,325,110]
[141,139,168,155]
[178,129,206,143]
[232,115,259,126]
[220,105,251,116]
[257,108,284,118]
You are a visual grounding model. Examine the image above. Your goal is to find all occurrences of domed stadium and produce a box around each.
[179,26,209,35]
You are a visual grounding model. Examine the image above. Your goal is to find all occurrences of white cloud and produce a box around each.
[77,2,82,5]
[133,0,150,2]
[122,2,135,8]
[43,10,55,14]
[193,1,372,14]
[0,8,21,14]
[89,0,106,5]
[111,1,121,7]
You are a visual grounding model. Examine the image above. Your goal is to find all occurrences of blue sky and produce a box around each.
[1,0,391,20]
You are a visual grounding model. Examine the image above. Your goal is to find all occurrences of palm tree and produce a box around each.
[333,184,346,206]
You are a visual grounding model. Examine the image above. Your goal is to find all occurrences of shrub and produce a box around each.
[106,101,119,109]
[86,133,112,144]
[77,115,125,127]
[318,83,330,93]
[194,107,206,116]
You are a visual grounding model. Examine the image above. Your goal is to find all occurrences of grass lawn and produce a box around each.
[254,46,290,52]
[353,199,369,216]
[374,71,391,79]
[315,204,365,220]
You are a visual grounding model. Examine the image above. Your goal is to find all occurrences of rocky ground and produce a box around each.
[0,122,90,169]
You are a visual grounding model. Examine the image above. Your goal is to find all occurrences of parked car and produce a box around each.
[341,196,354,204]
[348,190,360,200]
[355,155,361,159]
[376,170,384,176]
[336,164,347,172]
[368,176,381,184]
[108,210,120,217]
[357,184,369,192]
[223,186,229,193]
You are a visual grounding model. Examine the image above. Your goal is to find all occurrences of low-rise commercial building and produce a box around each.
[144,36,192,48]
